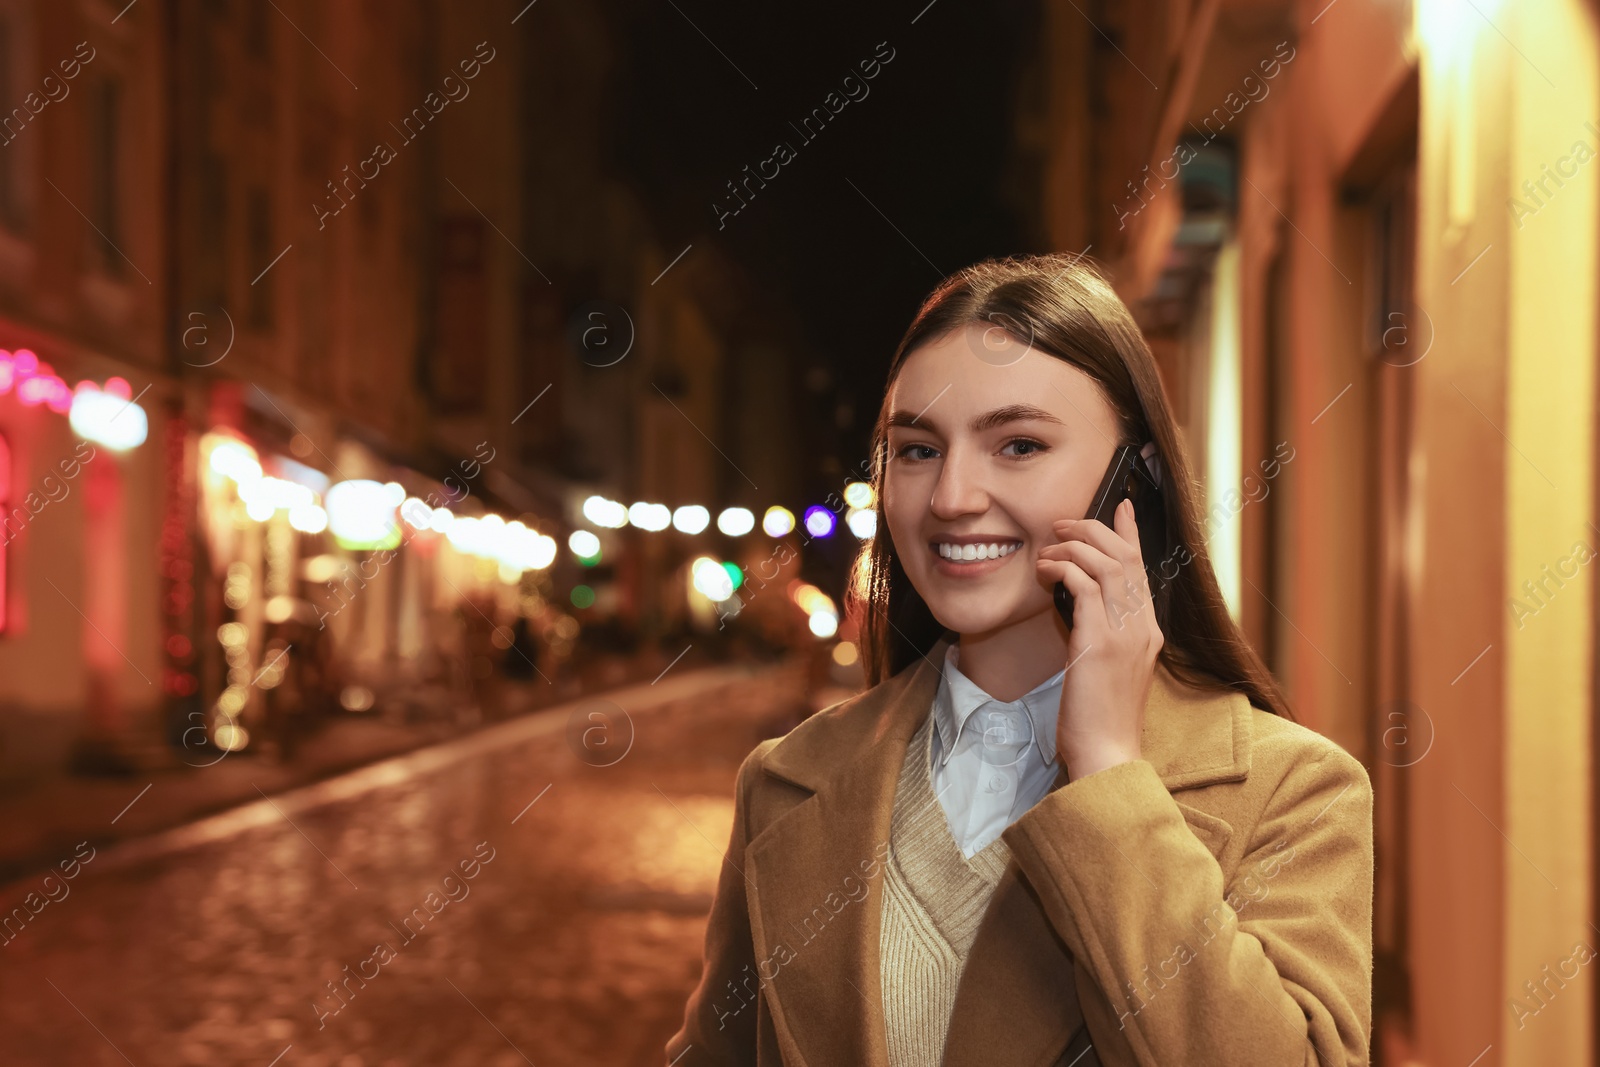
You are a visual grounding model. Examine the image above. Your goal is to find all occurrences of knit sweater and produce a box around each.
[879,713,1012,1065]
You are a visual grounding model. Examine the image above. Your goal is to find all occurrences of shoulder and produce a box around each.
[1241,706,1373,838]
[741,673,917,786]
[735,690,869,782]
[732,735,782,787]
[742,735,784,778]
[730,683,901,827]
[1247,707,1371,791]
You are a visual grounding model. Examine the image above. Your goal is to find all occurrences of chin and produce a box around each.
[923,598,1027,638]
[921,584,1056,638]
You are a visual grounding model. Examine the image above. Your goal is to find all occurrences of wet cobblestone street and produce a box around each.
[0,662,809,1067]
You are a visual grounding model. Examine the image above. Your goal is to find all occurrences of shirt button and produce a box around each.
[987,774,1007,792]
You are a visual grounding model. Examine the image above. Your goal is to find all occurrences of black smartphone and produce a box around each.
[1053,444,1167,626]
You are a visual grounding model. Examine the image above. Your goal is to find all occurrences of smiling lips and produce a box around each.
[935,540,1022,562]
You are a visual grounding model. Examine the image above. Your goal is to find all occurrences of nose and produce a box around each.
[928,442,990,521]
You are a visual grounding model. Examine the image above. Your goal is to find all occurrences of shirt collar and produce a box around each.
[932,641,1064,768]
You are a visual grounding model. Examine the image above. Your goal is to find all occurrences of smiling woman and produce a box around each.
[857,257,1300,714]
[667,252,1375,1067]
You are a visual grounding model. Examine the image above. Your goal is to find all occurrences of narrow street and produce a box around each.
[0,661,809,1067]
[0,0,1572,1060]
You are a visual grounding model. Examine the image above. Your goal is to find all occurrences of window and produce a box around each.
[199,155,227,308]
[247,187,274,329]
[89,78,122,276]
[1365,166,1417,364]
[245,0,270,60]
[0,14,20,233]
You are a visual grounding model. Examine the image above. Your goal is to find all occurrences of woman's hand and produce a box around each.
[1034,497,1165,781]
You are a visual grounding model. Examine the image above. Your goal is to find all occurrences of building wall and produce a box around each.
[1034,0,1600,1062]
[0,0,168,769]
[1415,1,1597,1063]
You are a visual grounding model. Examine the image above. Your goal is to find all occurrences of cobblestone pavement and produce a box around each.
[0,660,816,1067]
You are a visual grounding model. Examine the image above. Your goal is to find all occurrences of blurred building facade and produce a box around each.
[1025,0,1597,1062]
[0,0,169,775]
[0,0,798,778]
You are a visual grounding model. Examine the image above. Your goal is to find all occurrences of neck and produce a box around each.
[954,608,1069,702]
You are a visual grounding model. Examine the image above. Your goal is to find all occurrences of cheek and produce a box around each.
[995,486,1067,546]
[1022,462,1101,530]
[880,474,917,531]
[882,499,919,559]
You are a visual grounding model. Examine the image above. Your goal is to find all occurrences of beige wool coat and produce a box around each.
[666,633,1374,1066]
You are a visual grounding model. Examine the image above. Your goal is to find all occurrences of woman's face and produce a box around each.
[882,323,1123,638]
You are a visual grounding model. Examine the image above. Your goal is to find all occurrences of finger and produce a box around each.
[1056,505,1152,626]
[1037,537,1124,589]
[1111,496,1143,557]
[1035,557,1101,613]
[1042,538,1149,632]
[1037,555,1136,645]
[1053,505,1144,569]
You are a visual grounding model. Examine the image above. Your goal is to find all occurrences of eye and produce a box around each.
[894,443,939,462]
[1001,438,1048,458]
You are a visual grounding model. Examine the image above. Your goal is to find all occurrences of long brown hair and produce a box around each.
[847,251,1295,721]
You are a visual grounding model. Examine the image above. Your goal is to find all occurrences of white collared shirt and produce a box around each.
[930,642,1066,859]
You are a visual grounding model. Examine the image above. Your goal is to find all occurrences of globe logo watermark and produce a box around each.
[975,706,1035,770]
[1377,303,1434,368]
[965,310,1036,368]
[568,300,634,368]
[1377,699,1434,768]
[179,305,236,368]
[565,698,634,767]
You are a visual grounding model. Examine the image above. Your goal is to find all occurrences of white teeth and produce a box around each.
[936,541,1020,561]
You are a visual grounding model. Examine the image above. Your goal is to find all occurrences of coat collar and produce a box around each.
[744,632,1254,1067]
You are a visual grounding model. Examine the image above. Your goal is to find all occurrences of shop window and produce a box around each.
[0,433,11,633]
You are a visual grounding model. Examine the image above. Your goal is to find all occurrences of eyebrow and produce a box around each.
[885,403,1066,435]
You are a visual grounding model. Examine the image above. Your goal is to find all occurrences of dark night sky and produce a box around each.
[605,0,1042,452]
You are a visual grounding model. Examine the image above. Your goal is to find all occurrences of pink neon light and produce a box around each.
[19,372,69,411]
[0,347,141,423]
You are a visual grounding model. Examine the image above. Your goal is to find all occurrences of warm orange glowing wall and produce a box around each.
[1411,0,1597,1063]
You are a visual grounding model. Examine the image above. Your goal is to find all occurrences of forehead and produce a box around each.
[886,323,1114,432]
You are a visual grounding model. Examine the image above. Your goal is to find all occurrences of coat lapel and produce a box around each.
[744,634,1255,1067]
[744,634,950,1067]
